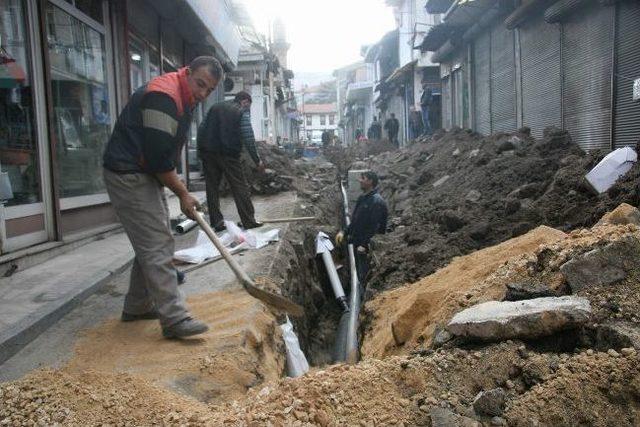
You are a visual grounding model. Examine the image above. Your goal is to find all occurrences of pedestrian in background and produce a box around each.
[384,113,400,147]
[420,84,433,136]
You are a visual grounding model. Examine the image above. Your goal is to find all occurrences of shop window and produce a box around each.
[129,35,160,93]
[46,2,111,199]
[62,0,103,24]
[329,114,335,125]
[320,114,326,125]
[129,38,145,92]
[0,0,42,206]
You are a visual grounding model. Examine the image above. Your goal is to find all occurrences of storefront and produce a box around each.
[0,0,239,255]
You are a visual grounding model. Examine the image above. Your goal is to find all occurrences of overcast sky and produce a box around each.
[240,0,396,74]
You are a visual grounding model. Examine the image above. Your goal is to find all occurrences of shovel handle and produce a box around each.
[193,213,255,287]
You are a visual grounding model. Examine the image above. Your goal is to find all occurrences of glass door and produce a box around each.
[0,0,52,253]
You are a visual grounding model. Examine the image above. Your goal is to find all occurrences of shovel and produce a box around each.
[193,212,304,317]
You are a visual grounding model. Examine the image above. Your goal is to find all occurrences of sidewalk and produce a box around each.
[0,192,204,365]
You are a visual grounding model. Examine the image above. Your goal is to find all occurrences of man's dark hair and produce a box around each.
[189,56,224,80]
[234,91,252,103]
[390,113,396,118]
[362,171,379,187]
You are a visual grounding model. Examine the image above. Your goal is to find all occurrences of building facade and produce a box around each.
[301,104,337,142]
[335,62,375,145]
[425,0,640,152]
[0,0,240,255]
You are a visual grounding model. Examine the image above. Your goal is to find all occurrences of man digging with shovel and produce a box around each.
[103,56,222,339]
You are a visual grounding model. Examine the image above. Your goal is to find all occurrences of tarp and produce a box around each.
[585,147,637,194]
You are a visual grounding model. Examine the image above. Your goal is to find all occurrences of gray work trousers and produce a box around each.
[200,151,256,228]
[104,168,189,327]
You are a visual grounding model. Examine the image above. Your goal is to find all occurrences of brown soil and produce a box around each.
[361,226,567,359]
[67,289,284,405]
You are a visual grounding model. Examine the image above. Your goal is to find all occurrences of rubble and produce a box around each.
[339,128,640,293]
[472,388,506,417]
[560,235,640,292]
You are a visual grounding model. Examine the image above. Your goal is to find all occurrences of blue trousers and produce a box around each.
[421,107,432,135]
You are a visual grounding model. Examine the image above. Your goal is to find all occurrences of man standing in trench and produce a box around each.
[336,171,388,283]
[103,56,223,338]
[197,91,265,232]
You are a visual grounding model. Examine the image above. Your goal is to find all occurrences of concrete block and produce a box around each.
[447,296,591,341]
[560,236,640,293]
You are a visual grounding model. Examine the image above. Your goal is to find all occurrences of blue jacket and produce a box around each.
[347,189,388,248]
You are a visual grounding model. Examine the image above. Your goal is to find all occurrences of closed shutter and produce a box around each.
[520,15,562,139]
[562,5,614,151]
[613,2,640,149]
[442,75,452,129]
[490,23,517,133]
[474,30,491,135]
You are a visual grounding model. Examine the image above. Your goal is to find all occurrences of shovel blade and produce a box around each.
[242,281,304,317]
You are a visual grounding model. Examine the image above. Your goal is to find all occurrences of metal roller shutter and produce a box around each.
[562,5,614,151]
[474,30,491,135]
[490,23,517,133]
[520,15,562,139]
[613,2,640,149]
[442,75,452,129]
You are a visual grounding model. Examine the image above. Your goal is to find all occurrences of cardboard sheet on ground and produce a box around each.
[585,147,637,193]
[173,220,280,264]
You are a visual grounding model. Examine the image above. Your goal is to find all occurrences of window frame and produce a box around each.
[48,0,118,210]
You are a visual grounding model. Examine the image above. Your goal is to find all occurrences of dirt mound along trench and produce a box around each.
[356,128,640,293]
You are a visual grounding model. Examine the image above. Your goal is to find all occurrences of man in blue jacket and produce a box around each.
[336,171,388,283]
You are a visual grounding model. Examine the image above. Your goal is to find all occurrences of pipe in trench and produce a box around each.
[334,181,361,364]
[321,251,350,312]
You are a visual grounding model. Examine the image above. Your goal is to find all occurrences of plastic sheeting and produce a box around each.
[585,147,637,194]
[280,316,309,377]
[173,220,280,264]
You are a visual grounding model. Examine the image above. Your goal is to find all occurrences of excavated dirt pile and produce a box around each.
[356,127,640,293]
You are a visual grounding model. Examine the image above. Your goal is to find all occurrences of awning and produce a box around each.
[365,30,399,63]
[346,81,374,102]
[444,0,498,26]
[420,23,460,52]
[386,60,417,85]
[426,0,456,13]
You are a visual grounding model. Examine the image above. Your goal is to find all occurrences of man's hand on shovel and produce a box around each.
[180,193,201,220]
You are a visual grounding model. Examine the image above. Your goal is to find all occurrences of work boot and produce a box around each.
[176,269,186,285]
[238,221,263,230]
[162,317,209,338]
[121,310,159,322]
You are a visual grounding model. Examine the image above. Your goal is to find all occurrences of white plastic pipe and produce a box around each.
[321,251,349,312]
[176,219,197,234]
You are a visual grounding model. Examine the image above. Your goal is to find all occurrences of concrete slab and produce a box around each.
[447,296,591,341]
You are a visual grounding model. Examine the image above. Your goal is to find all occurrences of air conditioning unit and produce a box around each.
[634,77,640,103]
[225,76,244,95]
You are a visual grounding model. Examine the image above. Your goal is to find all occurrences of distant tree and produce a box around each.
[306,80,337,104]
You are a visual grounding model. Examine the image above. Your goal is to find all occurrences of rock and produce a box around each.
[453,148,461,157]
[447,296,591,341]
[430,407,481,427]
[491,416,507,426]
[621,347,636,357]
[465,190,482,203]
[432,325,454,348]
[607,349,620,358]
[596,203,640,227]
[560,236,640,293]
[473,388,506,417]
[315,410,330,427]
[433,175,450,188]
[594,321,640,350]
[503,282,555,302]
[469,149,480,158]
